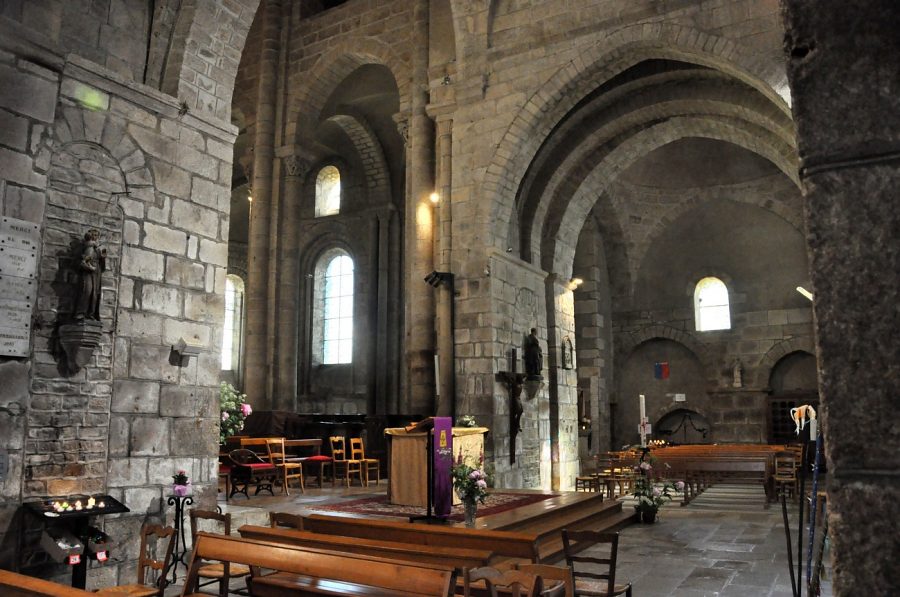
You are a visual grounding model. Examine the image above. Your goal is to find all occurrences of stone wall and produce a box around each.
[0,23,234,585]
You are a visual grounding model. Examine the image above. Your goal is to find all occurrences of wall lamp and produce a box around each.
[569,277,584,290]
[429,192,440,204]
[796,286,813,301]
[424,270,453,288]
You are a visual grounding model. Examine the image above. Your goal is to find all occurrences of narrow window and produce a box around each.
[315,165,341,217]
[694,277,731,331]
[315,252,354,364]
[221,275,245,370]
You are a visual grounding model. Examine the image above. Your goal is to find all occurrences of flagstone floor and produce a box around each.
[164,483,832,597]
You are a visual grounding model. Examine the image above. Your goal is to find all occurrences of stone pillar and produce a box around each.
[244,0,280,406]
[273,152,310,409]
[782,1,900,593]
[545,275,579,491]
[434,116,454,417]
[402,0,436,415]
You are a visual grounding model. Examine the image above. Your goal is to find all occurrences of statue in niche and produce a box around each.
[561,336,574,370]
[74,229,106,321]
[524,328,543,380]
[732,359,744,388]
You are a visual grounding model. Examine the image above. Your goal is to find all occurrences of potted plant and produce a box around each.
[219,382,252,444]
[451,453,491,527]
[172,470,190,497]
[632,460,684,523]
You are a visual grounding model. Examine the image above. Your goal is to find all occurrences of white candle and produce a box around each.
[639,394,646,423]
[639,394,647,447]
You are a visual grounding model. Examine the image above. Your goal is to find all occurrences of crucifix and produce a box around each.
[497,348,526,464]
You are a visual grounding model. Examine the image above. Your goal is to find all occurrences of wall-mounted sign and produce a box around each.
[0,216,39,357]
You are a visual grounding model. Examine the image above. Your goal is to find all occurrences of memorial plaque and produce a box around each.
[0,216,40,249]
[0,275,36,302]
[0,217,39,357]
[0,245,38,278]
[0,326,29,357]
[0,299,31,329]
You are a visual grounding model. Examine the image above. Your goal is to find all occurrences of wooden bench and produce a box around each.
[182,532,456,596]
[654,450,776,508]
[238,524,493,570]
[302,513,542,563]
[0,570,93,597]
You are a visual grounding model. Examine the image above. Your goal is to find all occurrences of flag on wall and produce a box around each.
[654,361,670,379]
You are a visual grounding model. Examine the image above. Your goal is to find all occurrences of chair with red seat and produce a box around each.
[227,448,277,498]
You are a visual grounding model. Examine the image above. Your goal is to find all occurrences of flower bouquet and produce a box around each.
[172,470,190,496]
[451,453,491,526]
[219,382,252,444]
[632,460,684,523]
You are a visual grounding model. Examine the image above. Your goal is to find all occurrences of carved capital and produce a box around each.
[283,154,311,178]
[392,112,410,144]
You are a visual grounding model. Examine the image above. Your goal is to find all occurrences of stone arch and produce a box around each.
[286,38,410,144]
[755,337,817,389]
[545,116,797,279]
[616,325,709,371]
[326,111,392,203]
[161,0,261,120]
[482,24,793,250]
[652,405,714,442]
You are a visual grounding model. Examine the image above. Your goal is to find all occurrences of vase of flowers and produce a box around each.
[219,382,252,444]
[172,470,190,496]
[451,453,490,527]
[632,460,684,523]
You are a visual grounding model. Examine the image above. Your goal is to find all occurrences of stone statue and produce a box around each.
[524,327,543,380]
[74,229,106,321]
[732,359,743,388]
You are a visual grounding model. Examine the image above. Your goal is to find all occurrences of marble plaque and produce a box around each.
[0,275,37,302]
[0,216,40,250]
[0,245,37,278]
[0,299,31,329]
[0,326,29,357]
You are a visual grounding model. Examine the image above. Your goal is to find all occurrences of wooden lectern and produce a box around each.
[385,425,488,507]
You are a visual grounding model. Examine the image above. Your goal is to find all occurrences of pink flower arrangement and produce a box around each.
[632,458,682,516]
[240,403,253,417]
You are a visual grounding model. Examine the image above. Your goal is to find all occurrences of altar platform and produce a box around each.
[216,482,633,563]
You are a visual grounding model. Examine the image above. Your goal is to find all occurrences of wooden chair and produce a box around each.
[329,436,364,487]
[188,509,252,597]
[350,437,380,485]
[773,453,799,502]
[561,529,632,597]
[266,438,304,495]
[269,511,305,529]
[466,566,543,597]
[515,563,574,597]
[94,524,175,597]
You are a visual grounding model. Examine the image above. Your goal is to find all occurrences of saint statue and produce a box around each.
[524,328,543,380]
[732,359,743,388]
[74,229,107,321]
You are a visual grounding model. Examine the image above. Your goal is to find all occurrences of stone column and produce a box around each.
[244,0,280,406]
[434,116,454,417]
[273,152,310,409]
[402,0,436,415]
[782,1,900,593]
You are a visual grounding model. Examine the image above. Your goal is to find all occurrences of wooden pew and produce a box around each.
[238,524,493,570]
[0,570,93,597]
[182,532,456,596]
[302,513,542,563]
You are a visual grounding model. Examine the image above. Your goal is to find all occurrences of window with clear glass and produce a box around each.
[694,277,731,331]
[318,253,353,364]
[315,165,341,217]
[221,275,245,370]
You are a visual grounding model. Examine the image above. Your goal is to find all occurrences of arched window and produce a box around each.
[694,277,731,331]
[315,165,341,217]
[313,252,354,364]
[221,274,245,370]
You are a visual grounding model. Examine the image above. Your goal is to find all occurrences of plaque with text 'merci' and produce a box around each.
[0,216,39,357]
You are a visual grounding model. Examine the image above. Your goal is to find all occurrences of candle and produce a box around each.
[87,497,95,509]
[639,394,647,448]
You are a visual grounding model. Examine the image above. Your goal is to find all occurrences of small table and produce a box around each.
[166,494,194,583]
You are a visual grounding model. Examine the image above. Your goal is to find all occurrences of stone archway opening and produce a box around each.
[656,408,712,445]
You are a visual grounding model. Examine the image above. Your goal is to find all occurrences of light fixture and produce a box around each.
[429,192,440,204]
[796,286,813,301]
[424,270,453,288]
[247,194,253,203]
[569,277,583,290]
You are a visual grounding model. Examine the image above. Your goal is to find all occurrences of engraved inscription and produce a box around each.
[0,326,29,357]
[0,276,36,302]
[0,245,38,278]
[0,299,31,329]
[0,216,40,249]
